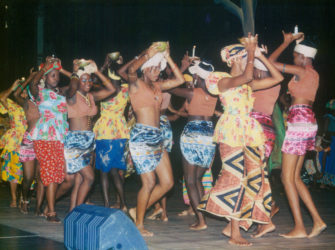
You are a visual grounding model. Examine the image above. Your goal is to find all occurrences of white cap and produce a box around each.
[294,44,317,59]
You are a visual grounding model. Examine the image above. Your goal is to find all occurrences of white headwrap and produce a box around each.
[254,58,268,72]
[188,61,214,80]
[294,44,317,59]
[77,62,97,79]
[141,52,167,71]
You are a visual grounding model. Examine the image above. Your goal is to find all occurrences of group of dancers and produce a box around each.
[0,31,327,246]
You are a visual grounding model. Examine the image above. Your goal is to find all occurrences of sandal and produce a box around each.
[46,212,61,223]
[20,200,30,214]
[9,201,17,208]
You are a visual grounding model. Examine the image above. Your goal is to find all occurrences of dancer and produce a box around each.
[199,34,279,246]
[29,57,69,222]
[269,31,326,238]
[169,61,217,230]
[0,79,27,208]
[127,42,184,236]
[249,50,284,237]
[93,59,129,210]
[13,70,45,215]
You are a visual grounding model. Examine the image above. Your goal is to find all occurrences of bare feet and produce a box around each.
[308,223,327,238]
[129,207,136,222]
[279,228,307,238]
[160,213,168,222]
[137,226,154,237]
[222,223,231,237]
[251,222,276,238]
[10,200,17,208]
[270,202,280,218]
[147,208,163,220]
[189,222,207,231]
[229,235,252,247]
[178,208,195,217]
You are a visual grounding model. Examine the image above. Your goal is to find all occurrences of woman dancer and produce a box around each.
[249,53,284,237]
[93,60,129,210]
[13,70,45,214]
[127,42,184,236]
[199,35,279,246]
[269,31,326,238]
[0,80,27,208]
[29,57,69,222]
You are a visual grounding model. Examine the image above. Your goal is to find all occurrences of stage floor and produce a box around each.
[0,175,334,250]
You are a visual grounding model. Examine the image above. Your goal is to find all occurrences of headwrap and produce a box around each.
[108,68,121,81]
[188,61,214,80]
[220,44,247,67]
[77,61,97,79]
[326,99,335,110]
[183,74,193,82]
[294,44,317,59]
[254,58,268,72]
[141,52,167,72]
[39,61,62,76]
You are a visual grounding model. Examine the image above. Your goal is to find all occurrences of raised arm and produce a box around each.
[0,79,21,109]
[90,61,116,101]
[13,68,37,106]
[30,57,54,98]
[157,45,185,91]
[269,31,305,77]
[249,47,284,91]
[217,34,257,92]
[118,57,136,82]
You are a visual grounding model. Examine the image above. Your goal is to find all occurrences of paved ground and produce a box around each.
[0,173,334,250]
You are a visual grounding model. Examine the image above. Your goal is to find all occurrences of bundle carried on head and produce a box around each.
[220,44,247,67]
[188,60,214,80]
[76,59,97,78]
[39,60,62,76]
[294,40,317,59]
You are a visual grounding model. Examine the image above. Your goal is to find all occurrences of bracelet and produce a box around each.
[134,56,139,60]
[144,54,150,60]
[282,64,286,73]
[13,84,24,92]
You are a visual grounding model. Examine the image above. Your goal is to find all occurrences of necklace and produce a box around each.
[77,91,91,107]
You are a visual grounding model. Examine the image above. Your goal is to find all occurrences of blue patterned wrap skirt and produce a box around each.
[180,120,215,168]
[160,115,173,152]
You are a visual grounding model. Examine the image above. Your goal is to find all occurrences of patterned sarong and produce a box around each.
[198,143,272,231]
[64,131,95,174]
[33,140,65,186]
[180,120,215,168]
[95,139,127,172]
[160,115,173,152]
[129,123,163,174]
[19,131,36,162]
[282,105,317,155]
[1,150,23,184]
[251,111,275,158]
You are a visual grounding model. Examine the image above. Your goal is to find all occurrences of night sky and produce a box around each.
[1,0,335,114]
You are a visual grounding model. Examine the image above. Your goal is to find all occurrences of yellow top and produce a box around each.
[93,84,130,139]
[0,99,27,153]
[206,72,265,147]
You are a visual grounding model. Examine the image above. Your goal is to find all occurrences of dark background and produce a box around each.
[1,0,334,180]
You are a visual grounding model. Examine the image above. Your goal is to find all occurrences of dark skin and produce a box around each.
[127,42,184,237]
[12,69,46,215]
[50,60,116,212]
[269,31,326,239]
[29,57,80,221]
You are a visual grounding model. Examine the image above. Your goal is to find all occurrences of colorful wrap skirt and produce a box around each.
[1,150,23,184]
[64,131,95,174]
[160,115,173,152]
[198,143,272,231]
[180,120,215,168]
[282,105,317,156]
[129,123,163,174]
[33,140,65,186]
[251,111,276,158]
[95,139,127,172]
[19,131,36,162]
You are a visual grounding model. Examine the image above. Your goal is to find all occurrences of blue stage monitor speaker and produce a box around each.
[64,204,148,250]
